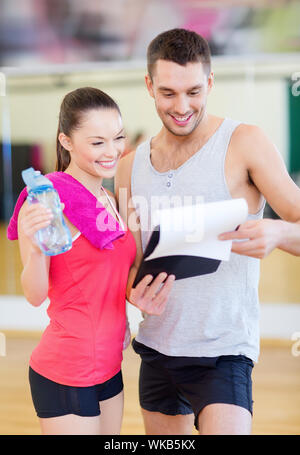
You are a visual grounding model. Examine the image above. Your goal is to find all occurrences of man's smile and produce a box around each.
[169,112,194,126]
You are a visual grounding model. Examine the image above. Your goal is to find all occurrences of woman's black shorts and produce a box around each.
[29,367,123,418]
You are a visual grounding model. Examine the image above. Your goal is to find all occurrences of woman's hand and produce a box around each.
[128,273,175,315]
[19,202,54,251]
[20,201,64,245]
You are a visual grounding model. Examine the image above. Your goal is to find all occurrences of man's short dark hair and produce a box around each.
[147,28,211,79]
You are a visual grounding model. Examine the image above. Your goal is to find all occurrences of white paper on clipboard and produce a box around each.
[145,198,248,262]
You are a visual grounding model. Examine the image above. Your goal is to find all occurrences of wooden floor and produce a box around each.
[0,334,299,435]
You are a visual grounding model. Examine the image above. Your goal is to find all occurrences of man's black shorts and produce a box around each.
[132,338,254,429]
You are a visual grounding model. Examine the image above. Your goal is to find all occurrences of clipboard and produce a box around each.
[132,198,248,288]
[132,225,221,287]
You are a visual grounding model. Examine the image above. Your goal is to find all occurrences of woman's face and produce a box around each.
[61,108,125,179]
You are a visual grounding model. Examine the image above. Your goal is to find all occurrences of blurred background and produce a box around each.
[0,0,299,435]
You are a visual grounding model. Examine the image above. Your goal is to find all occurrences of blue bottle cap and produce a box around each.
[22,167,53,190]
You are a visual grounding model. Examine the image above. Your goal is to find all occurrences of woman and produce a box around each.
[8,86,174,435]
[7,87,138,435]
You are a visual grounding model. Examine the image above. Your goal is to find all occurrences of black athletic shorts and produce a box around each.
[132,338,254,430]
[29,367,123,418]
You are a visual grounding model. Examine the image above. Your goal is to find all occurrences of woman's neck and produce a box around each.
[64,164,103,200]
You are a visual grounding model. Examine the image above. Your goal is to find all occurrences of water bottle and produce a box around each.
[22,167,72,256]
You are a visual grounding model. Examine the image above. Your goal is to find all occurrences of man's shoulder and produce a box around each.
[118,139,149,173]
[231,122,267,146]
[119,149,137,173]
[230,122,273,158]
[230,121,277,170]
[115,150,137,194]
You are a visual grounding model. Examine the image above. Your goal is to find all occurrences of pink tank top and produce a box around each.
[30,214,136,386]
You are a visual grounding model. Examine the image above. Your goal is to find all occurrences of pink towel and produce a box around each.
[7,171,125,250]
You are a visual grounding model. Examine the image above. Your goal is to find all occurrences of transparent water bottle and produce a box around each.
[22,167,72,256]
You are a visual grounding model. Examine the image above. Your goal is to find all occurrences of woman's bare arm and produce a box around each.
[17,201,52,306]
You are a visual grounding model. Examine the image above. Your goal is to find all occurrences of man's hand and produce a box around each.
[218,218,285,259]
[128,272,175,315]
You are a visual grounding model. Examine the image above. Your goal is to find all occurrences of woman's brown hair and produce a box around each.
[56,87,121,172]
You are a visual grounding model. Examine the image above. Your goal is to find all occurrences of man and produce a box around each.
[115,28,300,435]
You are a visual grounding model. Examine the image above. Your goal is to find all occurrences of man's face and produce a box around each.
[146,59,213,137]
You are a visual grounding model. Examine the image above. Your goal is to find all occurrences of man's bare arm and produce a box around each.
[219,125,300,257]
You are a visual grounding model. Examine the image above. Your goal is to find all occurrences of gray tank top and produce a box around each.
[131,118,265,362]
